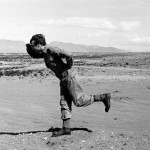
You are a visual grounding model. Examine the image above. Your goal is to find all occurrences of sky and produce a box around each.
[0,0,150,52]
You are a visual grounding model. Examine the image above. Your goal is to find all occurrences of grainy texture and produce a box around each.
[0,53,150,149]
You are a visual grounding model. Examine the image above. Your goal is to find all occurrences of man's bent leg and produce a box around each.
[68,77,94,107]
[67,76,111,112]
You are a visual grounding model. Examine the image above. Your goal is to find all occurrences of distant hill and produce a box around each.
[0,39,126,53]
[50,41,126,53]
[0,39,26,53]
[50,41,87,52]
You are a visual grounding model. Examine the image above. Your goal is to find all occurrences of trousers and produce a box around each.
[60,69,94,120]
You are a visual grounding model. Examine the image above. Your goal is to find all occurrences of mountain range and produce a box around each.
[0,39,127,53]
[0,39,26,53]
[50,41,126,53]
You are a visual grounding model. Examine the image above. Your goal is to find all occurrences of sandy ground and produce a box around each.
[0,66,150,149]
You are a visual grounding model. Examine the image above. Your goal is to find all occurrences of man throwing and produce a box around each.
[26,34,111,137]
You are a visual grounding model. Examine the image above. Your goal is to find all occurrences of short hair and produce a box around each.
[30,34,46,46]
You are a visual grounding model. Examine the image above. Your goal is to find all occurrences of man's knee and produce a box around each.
[75,102,81,107]
[74,98,83,107]
[61,109,72,120]
[74,95,93,107]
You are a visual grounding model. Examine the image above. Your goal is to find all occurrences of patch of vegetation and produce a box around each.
[0,52,150,77]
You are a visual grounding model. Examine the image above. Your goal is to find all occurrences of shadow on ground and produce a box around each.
[0,127,92,135]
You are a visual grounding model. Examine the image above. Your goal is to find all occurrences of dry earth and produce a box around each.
[0,65,150,149]
[0,53,150,149]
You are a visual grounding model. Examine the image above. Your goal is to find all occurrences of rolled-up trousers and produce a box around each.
[60,72,94,120]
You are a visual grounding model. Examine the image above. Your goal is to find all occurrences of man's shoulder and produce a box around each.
[46,45,62,53]
[46,45,72,55]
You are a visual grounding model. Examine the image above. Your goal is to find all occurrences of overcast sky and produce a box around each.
[0,0,150,52]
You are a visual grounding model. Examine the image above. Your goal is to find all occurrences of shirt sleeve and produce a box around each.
[49,46,74,69]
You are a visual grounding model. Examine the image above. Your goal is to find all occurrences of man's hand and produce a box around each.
[65,57,73,69]
[26,43,45,59]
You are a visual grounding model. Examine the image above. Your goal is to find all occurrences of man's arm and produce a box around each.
[49,46,74,69]
[26,44,45,59]
[62,55,73,69]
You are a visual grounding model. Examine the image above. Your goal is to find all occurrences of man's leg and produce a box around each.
[68,76,111,112]
[52,76,111,137]
[52,84,72,137]
[68,76,94,107]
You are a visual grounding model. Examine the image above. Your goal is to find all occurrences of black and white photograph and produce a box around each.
[0,0,150,149]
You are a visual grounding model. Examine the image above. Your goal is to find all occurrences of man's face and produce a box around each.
[30,40,45,51]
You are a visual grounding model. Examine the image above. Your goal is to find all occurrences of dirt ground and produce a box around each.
[0,66,150,149]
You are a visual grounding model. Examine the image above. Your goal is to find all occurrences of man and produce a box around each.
[26,34,111,137]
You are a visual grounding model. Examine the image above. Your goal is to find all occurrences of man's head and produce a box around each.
[29,34,46,51]
[26,34,47,58]
[30,34,46,46]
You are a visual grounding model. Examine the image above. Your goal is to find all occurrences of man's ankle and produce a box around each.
[63,119,70,128]
[51,127,71,137]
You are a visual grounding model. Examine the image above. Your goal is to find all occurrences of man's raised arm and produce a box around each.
[26,44,45,59]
